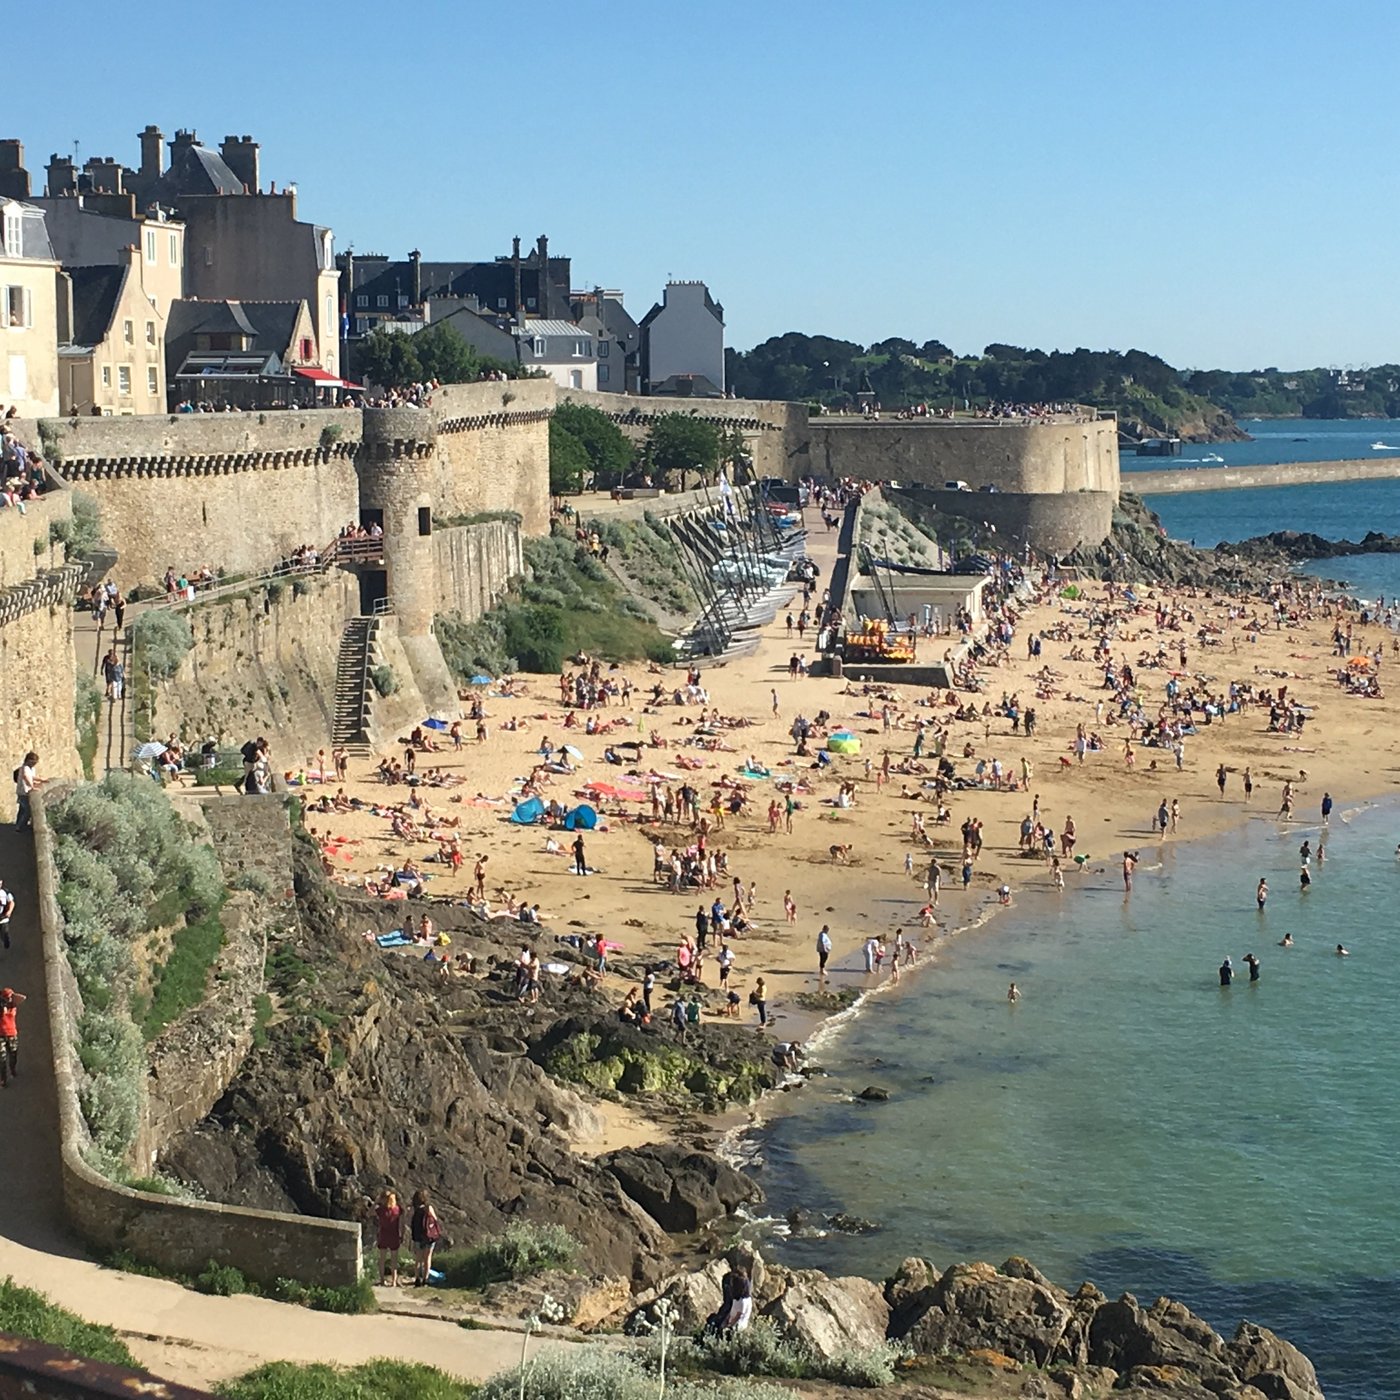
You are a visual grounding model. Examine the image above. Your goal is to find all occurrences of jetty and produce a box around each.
[1131,456,1400,494]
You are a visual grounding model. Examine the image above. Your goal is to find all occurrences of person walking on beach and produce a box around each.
[572,833,588,876]
[783,889,797,923]
[816,924,832,980]
[1122,850,1138,893]
[750,976,769,1027]
[1007,982,1021,1003]
[862,935,878,973]
[1256,877,1269,911]
[926,859,942,905]
[1157,799,1170,837]
[1217,764,1228,799]
[1170,798,1181,833]
[1243,767,1253,801]
[409,1188,441,1286]
[1278,782,1293,821]
[376,1189,404,1286]
[1321,792,1334,825]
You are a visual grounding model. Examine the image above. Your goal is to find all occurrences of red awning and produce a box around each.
[293,367,341,384]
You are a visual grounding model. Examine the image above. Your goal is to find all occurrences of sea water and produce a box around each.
[752,804,1400,1400]
[1128,421,1400,600]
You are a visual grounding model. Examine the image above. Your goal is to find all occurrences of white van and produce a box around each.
[944,480,972,492]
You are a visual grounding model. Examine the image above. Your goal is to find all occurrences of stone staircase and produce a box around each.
[331,617,374,745]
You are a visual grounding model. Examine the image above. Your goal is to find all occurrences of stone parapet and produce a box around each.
[34,784,362,1288]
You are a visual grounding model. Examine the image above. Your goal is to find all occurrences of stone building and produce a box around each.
[514,318,597,391]
[640,280,725,397]
[569,288,639,393]
[164,299,322,409]
[58,245,167,415]
[0,200,60,416]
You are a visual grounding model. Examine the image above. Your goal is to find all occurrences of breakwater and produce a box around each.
[1131,457,1400,493]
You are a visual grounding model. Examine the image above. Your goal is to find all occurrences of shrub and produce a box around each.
[0,1277,136,1368]
[369,664,397,697]
[266,1275,377,1314]
[132,609,193,680]
[196,1260,252,1297]
[75,673,103,780]
[479,1349,792,1400]
[686,1320,905,1388]
[222,1358,471,1400]
[436,1222,578,1289]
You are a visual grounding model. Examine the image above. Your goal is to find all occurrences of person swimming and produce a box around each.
[1279,932,1294,947]
[1336,943,1350,956]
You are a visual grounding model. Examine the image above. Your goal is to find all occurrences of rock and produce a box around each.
[761,1271,890,1358]
[827,1212,880,1234]
[1225,1322,1325,1400]
[1088,1296,1234,1391]
[627,1258,728,1334]
[884,1256,940,1314]
[1115,1362,1218,1396]
[857,1085,890,1101]
[892,1260,1080,1368]
[600,1143,763,1233]
[1001,1255,1055,1287]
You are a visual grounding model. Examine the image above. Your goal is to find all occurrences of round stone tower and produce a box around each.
[355,406,438,636]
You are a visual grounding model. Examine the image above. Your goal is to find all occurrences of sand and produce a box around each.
[297,512,1400,1144]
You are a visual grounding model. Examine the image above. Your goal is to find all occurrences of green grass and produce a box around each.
[221,1358,474,1400]
[75,674,103,781]
[141,910,226,1041]
[252,991,274,1049]
[0,1276,137,1368]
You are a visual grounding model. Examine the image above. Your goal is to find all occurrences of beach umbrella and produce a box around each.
[562,744,584,759]
[135,741,167,760]
[1347,656,1371,670]
[422,717,449,730]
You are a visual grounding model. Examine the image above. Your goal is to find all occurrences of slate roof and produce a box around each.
[0,201,55,261]
[66,264,128,347]
[156,143,245,200]
[165,299,306,377]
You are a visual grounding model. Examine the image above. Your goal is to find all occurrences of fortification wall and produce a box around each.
[40,408,361,588]
[433,518,524,620]
[561,388,807,482]
[802,416,1120,494]
[431,380,554,535]
[34,786,362,1288]
[0,567,83,784]
[1129,457,1400,494]
[0,490,71,588]
[890,486,1116,556]
[150,570,359,759]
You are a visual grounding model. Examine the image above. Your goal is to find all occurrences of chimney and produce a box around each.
[45,153,76,197]
[84,157,124,194]
[220,134,260,194]
[512,236,522,319]
[409,249,422,305]
[171,130,198,160]
[536,234,549,317]
[0,141,28,200]
[138,124,164,183]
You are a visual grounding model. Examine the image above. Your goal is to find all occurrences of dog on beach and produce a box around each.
[829,843,853,863]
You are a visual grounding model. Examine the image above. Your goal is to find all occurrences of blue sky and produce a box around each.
[14,1,1398,367]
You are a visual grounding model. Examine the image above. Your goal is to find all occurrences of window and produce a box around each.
[325,294,333,331]
[118,365,131,396]
[597,341,608,358]
[123,319,134,345]
[356,294,367,308]
[497,297,507,309]
[356,317,370,334]
[526,297,536,311]
[599,364,610,384]
[147,365,158,394]
[300,337,314,361]
[1,209,20,259]
[169,231,179,265]
[3,286,31,328]
[573,340,588,357]
[531,337,546,356]
[417,507,432,537]
[101,365,111,389]
[145,321,156,345]
[144,229,157,263]
[569,370,582,389]
[397,294,408,309]
[376,294,389,308]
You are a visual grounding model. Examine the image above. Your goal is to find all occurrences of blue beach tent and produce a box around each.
[563,804,599,831]
[510,796,546,824]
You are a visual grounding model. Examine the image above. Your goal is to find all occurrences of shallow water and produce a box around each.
[751,803,1400,1400]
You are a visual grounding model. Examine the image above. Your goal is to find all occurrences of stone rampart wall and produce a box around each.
[1129,457,1400,494]
[889,486,1116,556]
[0,490,71,589]
[433,518,524,620]
[151,570,359,759]
[803,416,1120,494]
[34,785,362,1288]
[0,567,83,784]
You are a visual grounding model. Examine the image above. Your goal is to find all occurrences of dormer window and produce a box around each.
[2,208,21,259]
[531,337,546,356]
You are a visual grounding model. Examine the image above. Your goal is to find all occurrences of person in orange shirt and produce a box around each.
[0,987,25,1086]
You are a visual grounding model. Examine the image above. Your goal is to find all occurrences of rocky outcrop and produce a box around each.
[1215,528,1400,566]
[761,1270,889,1355]
[600,1143,763,1233]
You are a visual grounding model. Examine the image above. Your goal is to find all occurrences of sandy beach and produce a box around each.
[292,509,1400,1149]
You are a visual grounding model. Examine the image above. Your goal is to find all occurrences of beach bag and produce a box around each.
[424,1211,441,1244]
[748,990,759,1006]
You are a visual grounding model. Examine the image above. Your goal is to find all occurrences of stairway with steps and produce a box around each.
[331,617,374,745]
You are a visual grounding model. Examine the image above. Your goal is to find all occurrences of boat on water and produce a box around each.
[1201,453,1226,465]
[1371,441,1396,451]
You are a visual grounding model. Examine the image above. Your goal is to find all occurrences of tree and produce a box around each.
[356,328,422,390]
[412,323,480,385]
[720,427,751,480]
[553,402,632,487]
[548,418,590,495]
[645,414,722,490]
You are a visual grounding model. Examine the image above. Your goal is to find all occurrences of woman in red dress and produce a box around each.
[375,1188,403,1286]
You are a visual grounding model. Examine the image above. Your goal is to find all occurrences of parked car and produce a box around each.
[944,480,972,492]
